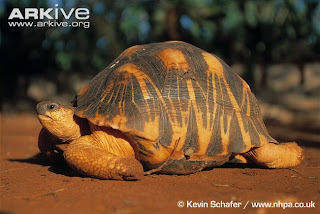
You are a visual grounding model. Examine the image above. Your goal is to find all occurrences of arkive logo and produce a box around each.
[8,4,90,28]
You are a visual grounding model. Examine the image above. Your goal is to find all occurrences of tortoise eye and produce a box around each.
[48,104,58,110]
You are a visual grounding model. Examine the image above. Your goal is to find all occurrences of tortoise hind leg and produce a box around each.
[244,142,303,168]
[228,154,252,164]
[64,135,143,180]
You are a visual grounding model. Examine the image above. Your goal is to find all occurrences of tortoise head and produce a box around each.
[36,101,82,142]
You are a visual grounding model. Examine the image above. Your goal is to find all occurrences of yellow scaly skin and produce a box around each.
[36,101,143,180]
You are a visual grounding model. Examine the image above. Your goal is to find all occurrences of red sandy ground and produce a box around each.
[1,114,319,214]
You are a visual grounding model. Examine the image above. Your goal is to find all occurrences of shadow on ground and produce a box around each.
[8,153,81,178]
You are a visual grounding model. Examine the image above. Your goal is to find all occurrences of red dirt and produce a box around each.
[1,114,319,214]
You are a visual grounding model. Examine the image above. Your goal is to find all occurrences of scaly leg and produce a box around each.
[63,135,143,180]
[244,142,303,168]
[38,128,66,163]
[228,154,252,164]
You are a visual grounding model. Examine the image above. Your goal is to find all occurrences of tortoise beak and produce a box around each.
[36,102,48,115]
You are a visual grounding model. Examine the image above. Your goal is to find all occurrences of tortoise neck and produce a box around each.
[40,114,84,143]
[74,116,91,136]
[90,125,136,158]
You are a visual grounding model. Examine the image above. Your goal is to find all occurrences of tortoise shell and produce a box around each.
[73,41,276,174]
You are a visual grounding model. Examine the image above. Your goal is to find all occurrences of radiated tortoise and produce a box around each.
[36,41,303,180]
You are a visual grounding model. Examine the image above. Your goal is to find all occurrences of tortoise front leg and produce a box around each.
[244,142,303,168]
[38,128,66,163]
[63,135,144,180]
